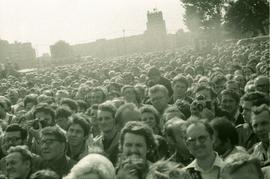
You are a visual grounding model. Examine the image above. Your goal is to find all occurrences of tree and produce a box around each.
[50,40,74,59]
[182,0,223,32]
[223,0,269,38]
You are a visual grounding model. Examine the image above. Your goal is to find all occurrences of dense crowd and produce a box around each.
[0,37,269,179]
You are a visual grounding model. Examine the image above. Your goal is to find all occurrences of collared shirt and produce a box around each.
[185,153,225,179]
[252,142,270,163]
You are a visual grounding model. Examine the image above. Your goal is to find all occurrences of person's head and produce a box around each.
[55,106,72,130]
[241,91,270,123]
[233,75,246,89]
[251,104,270,144]
[76,100,88,113]
[139,105,160,132]
[185,120,214,160]
[97,102,117,133]
[210,118,238,155]
[66,114,90,147]
[7,89,19,105]
[33,103,56,128]
[211,75,227,95]
[55,90,69,104]
[225,80,241,94]
[163,105,186,122]
[195,85,217,103]
[171,75,189,97]
[6,145,32,179]
[40,126,66,161]
[220,89,240,115]
[30,170,60,179]
[115,103,141,129]
[254,75,270,94]
[23,94,38,111]
[149,85,169,114]
[3,124,27,154]
[147,67,161,85]
[63,154,116,179]
[86,87,106,107]
[120,121,156,161]
[164,117,188,153]
[60,98,78,113]
[222,153,263,179]
[121,85,139,104]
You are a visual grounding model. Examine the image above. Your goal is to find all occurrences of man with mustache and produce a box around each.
[184,120,225,179]
[117,121,156,179]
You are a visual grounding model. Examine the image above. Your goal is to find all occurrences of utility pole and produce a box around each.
[122,29,126,55]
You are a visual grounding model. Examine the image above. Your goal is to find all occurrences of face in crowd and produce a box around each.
[185,122,214,160]
[97,110,115,133]
[40,134,65,161]
[6,152,30,179]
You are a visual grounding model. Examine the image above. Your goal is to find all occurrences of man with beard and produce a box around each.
[5,146,32,179]
[251,104,270,167]
[66,114,90,161]
[117,121,157,179]
[184,120,225,179]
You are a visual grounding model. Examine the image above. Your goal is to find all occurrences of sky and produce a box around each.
[0,0,185,56]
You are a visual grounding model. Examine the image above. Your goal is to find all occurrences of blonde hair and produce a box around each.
[64,154,116,179]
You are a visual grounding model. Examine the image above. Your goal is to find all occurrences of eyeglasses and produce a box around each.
[185,135,209,146]
[40,139,60,146]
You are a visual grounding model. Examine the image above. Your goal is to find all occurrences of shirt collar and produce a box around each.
[186,152,225,171]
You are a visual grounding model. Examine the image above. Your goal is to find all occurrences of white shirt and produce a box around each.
[185,153,225,179]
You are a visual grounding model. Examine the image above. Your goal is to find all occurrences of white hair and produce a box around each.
[63,154,116,179]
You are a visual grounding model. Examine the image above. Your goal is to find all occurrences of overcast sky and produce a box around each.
[0,0,185,56]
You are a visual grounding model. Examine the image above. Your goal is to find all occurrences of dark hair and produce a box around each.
[23,94,38,107]
[115,103,140,128]
[76,100,88,111]
[5,124,27,140]
[30,169,60,179]
[60,98,78,113]
[241,91,270,106]
[55,106,72,119]
[67,114,90,137]
[221,89,240,104]
[186,120,214,137]
[210,118,238,145]
[195,85,217,100]
[172,75,189,88]
[139,105,160,126]
[98,102,117,118]
[120,121,157,151]
[7,145,32,163]
[40,126,66,143]
[34,103,56,123]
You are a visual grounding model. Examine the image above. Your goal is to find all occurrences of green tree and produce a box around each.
[223,0,269,38]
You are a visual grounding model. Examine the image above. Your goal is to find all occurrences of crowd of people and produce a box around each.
[0,37,269,179]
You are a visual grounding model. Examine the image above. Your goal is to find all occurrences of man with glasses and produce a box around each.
[251,104,270,167]
[184,120,225,179]
[38,126,76,177]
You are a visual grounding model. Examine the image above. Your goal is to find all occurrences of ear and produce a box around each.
[25,160,31,169]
